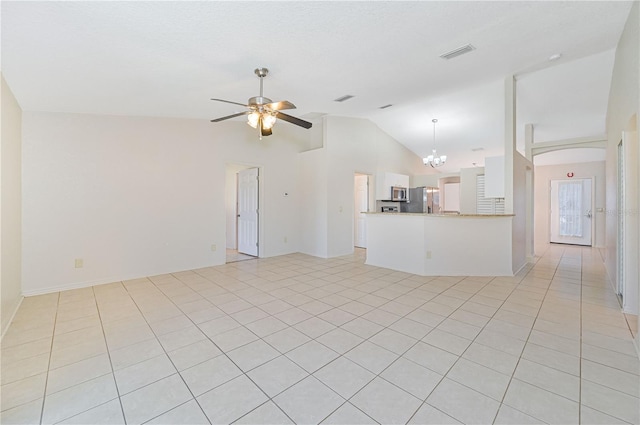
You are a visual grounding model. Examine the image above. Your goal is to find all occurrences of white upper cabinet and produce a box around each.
[484,156,505,198]
[375,172,410,200]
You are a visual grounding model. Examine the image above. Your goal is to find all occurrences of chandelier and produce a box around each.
[423,118,447,168]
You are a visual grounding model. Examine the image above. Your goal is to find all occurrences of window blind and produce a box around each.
[476,174,505,214]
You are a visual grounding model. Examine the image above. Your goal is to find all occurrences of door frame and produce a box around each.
[549,177,595,246]
[226,162,264,258]
[617,139,624,299]
[617,130,639,314]
[237,167,260,257]
[354,173,370,248]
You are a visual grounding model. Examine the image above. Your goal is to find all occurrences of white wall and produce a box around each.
[1,75,23,335]
[415,172,480,215]
[298,116,426,258]
[459,166,485,214]
[512,151,531,274]
[22,112,303,295]
[439,176,461,213]
[413,172,457,189]
[534,160,606,248]
[605,1,639,323]
[298,147,328,258]
[324,116,427,257]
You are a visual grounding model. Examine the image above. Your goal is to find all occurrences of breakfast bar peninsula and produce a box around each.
[365,213,516,276]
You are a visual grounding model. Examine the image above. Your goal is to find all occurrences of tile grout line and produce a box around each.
[579,248,583,425]
[495,246,594,423]
[119,278,216,425]
[489,245,560,424]
[377,276,504,424]
[213,267,516,423]
[174,259,452,423]
[91,285,128,425]
[137,273,298,425]
[424,267,550,423]
[8,247,633,425]
[279,273,447,424]
[38,292,61,425]
[188,263,386,425]
[288,274,506,423]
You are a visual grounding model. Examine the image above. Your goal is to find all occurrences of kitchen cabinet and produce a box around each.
[484,156,505,198]
[375,172,410,200]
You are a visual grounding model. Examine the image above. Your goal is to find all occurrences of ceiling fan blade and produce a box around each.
[210,98,248,107]
[265,100,296,111]
[276,112,313,129]
[210,111,249,122]
[261,126,273,137]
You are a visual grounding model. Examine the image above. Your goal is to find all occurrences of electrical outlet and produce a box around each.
[211,244,217,252]
[74,258,84,268]
[426,251,432,259]
[284,237,288,243]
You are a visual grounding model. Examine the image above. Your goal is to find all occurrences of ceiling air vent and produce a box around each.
[440,44,476,60]
[334,95,354,102]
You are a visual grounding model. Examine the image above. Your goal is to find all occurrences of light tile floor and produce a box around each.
[226,249,257,264]
[1,245,639,424]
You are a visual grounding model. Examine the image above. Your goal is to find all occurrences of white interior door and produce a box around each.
[550,178,592,246]
[354,175,368,248]
[237,168,259,256]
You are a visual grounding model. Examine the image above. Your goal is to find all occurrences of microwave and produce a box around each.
[391,186,409,202]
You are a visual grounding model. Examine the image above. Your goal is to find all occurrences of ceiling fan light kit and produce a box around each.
[423,118,447,168]
[210,67,312,139]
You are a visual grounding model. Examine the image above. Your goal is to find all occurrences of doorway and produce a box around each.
[354,174,369,248]
[617,140,625,299]
[226,164,260,263]
[237,167,259,256]
[550,178,593,246]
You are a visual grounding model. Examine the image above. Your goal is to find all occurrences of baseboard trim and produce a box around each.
[512,260,528,276]
[1,296,24,341]
[21,262,219,297]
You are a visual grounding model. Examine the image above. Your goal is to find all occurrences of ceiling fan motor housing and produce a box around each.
[248,96,272,107]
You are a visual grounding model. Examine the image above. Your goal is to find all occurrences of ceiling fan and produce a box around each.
[210,68,312,138]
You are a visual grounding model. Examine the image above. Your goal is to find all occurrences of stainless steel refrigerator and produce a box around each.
[400,187,440,213]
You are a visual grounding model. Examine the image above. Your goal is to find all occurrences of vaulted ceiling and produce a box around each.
[1,1,632,171]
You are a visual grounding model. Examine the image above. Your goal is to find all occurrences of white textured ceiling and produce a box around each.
[1,1,632,172]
